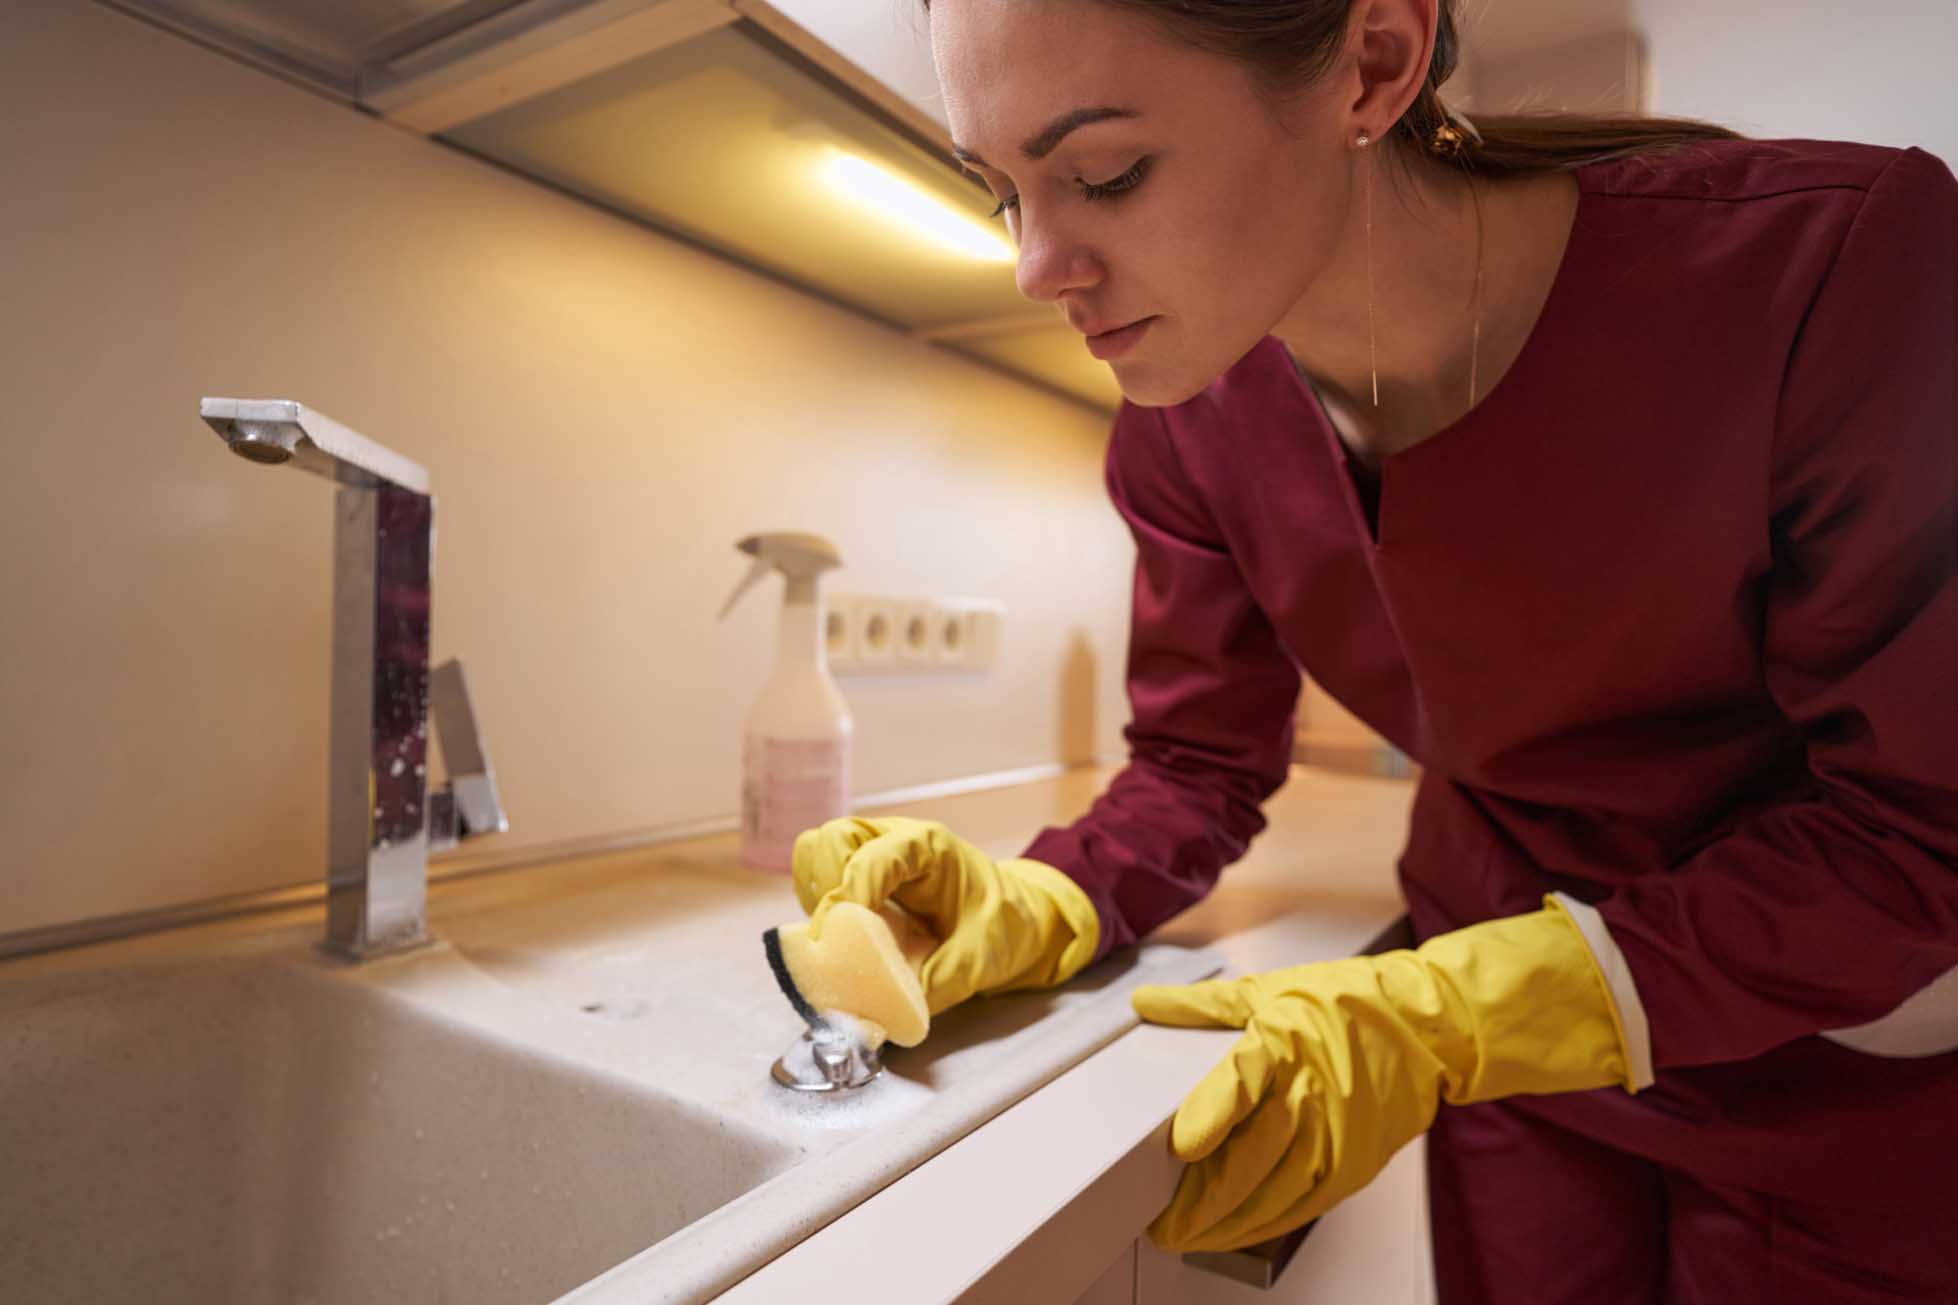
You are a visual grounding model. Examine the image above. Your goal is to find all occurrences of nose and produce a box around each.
[1012,205,1100,306]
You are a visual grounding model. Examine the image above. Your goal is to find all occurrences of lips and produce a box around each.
[1083,316,1156,361]
[1078,317,1145,338]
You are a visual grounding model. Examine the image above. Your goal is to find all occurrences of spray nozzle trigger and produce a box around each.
[718,556,774,622]
[719,532,845,622]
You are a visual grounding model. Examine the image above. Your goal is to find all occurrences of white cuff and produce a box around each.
[1551,892,1656,1091]
[1824,963,1958,1057]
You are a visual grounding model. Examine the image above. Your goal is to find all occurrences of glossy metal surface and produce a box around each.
[198,397,505,959]
[769,1024,885,1093]
[427,658,509,852]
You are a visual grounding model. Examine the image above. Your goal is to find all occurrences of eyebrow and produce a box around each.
[951,106,1141,169]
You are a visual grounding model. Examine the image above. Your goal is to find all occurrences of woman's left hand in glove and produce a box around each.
[1131,898,1644,1253]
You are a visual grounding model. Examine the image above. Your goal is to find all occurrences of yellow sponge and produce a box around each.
[764,901,934,1049]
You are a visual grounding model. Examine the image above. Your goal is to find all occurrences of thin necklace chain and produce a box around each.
[1363,140,1487,411]
[1468,172,1484,408]
[1365,138,1377,407]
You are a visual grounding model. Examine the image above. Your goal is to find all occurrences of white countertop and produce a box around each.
[4,761,1416,1304]
[717,762,1418,1302]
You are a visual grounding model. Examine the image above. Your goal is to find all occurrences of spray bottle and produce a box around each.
[719,532,853,872]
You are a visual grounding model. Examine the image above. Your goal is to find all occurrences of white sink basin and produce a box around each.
[0,946,800,1305]
[1,845,1220,1305]
[425,852,1222,1304]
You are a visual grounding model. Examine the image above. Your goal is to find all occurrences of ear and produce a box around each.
[1342,0,1440,139]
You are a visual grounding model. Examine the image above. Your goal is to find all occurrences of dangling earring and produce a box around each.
[1356,131,1378,408]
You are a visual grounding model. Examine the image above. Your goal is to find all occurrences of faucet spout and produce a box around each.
[198,397,502,960]
[200,398,432,493]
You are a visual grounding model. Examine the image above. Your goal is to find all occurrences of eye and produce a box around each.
[985,157,1154,220]
[1078,156,1152,202]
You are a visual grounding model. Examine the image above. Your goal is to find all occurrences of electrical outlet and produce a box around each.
[929,601,968,667]
[826,592,1005,675]
[924,597,1005,671]
[855,596,897,669]
[825,593,859,671]
[895,600,936,667]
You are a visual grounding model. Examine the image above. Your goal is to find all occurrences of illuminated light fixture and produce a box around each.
[818,148,1015,263]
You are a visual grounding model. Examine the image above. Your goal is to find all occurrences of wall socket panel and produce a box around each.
[826,593,1005,675]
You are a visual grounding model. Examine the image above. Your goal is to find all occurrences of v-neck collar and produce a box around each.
[1279,163,1596,548]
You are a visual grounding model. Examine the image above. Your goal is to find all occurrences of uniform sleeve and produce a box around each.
[1585,146,1958,1071]
[1022,400,1302,964]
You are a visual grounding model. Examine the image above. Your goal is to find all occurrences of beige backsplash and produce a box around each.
[0,0,1136,938]
[1294,677,1415,780]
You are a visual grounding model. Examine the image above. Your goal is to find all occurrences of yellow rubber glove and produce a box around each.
[1132,898,1639,1253]
[793,816,1101,1018]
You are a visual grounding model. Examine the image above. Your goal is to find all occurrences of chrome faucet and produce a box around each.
[197,398,507,960]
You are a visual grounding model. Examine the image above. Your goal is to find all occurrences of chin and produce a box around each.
[1106,322,1266,409]
[1110,361,1221,409]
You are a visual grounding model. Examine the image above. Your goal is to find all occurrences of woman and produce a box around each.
[791,0,1958,1298]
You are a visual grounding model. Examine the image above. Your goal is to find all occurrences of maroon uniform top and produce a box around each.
[1024,138,1958,1199]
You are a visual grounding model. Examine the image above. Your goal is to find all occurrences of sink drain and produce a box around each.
[771,1023,883,1092]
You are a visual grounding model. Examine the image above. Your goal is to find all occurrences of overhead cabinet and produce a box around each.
[107,0,1123,412]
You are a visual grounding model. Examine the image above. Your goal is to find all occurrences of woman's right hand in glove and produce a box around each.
[792,816,1102,1016]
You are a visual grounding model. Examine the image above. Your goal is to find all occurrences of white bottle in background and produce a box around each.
[718,532,853,872]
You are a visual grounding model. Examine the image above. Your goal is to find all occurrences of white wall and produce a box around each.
[1451,1,1955,169]
[1632,0,1954,165]
[0,0,1137,939]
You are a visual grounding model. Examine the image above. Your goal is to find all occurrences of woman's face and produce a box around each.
[931,0,1350,406]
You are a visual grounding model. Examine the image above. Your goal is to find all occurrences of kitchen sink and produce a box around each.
[0,943,801,1305]
[1,840,1220,1305]
[422,848,1222,1303]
